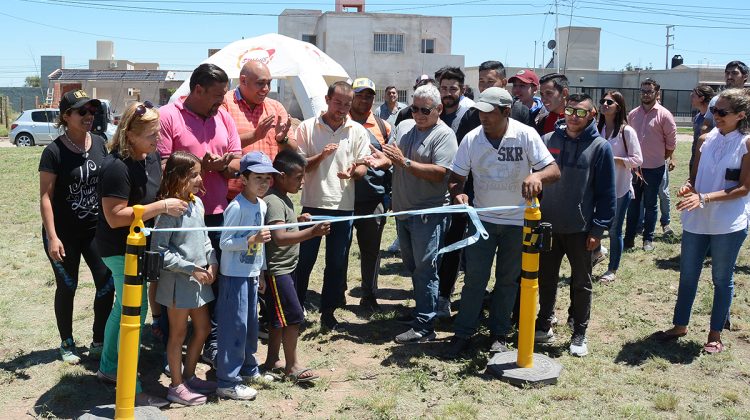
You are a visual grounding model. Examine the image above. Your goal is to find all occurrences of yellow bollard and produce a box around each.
[517,198,541,368]
[115,205,146,420]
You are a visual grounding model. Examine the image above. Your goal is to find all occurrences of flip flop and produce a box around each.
[703,341,724,354]
[287,368,319,384]
[651,330,687,342]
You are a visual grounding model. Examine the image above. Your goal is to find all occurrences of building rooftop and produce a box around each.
[48,69,187,82]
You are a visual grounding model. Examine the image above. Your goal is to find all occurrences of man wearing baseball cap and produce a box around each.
[443,87,560,359]
[345,77,393,312]
[509,69,544,121]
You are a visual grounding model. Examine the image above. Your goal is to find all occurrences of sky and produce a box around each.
[3,0,749,87]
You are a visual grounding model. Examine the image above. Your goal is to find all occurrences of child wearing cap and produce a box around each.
[215,151,277,400]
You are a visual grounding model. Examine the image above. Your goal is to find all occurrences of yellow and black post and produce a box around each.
[517,198,541,368]
[115,205,146,420]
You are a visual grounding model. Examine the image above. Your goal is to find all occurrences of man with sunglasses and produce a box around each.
[624,78,677,252]
[374,84,457,344]
[535,93,616,357]
[442,87,560,359]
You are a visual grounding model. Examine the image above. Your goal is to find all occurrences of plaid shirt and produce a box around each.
[223,88,296,199]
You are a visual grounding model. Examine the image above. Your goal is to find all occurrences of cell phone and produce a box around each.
[726,168,741,181]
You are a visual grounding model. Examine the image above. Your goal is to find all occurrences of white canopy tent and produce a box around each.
[169,33,350,119]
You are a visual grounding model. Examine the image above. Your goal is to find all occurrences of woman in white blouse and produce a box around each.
[596,91,643,282]
[654,88,750,354]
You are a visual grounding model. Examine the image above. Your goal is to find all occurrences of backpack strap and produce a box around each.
[374,115,389,144]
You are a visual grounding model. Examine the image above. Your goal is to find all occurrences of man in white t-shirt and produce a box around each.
[295,81,370,331]
[442,87,560,359]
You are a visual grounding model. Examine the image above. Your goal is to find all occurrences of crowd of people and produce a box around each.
[38,58,750,407]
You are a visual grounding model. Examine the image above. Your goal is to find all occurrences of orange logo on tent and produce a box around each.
[237,47,276,68]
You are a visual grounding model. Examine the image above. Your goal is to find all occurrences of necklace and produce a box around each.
[63,133,89,159]
[138,157,148,177]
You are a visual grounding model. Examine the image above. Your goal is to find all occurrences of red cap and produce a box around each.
[508,69,540,87]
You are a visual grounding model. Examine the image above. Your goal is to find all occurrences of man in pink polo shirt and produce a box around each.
[158,63,241,365]
[624,78,677,252]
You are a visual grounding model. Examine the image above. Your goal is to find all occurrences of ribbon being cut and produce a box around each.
[142,203,532,254]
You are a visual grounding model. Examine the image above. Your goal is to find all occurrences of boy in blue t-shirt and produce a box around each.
[216,152,277,400]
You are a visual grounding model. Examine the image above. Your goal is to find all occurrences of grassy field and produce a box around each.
[1,142,749,419]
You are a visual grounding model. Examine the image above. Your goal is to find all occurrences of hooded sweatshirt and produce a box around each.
[541,119,616,238]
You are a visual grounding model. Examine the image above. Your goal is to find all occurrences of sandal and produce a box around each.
[651,329,687,342]
[703,341,724,354]
[287,368,319,384]
[598,271,616,283]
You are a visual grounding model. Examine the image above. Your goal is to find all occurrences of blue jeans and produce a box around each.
[396,214,448,335]
[216,275,259,388]
[673,228,747,332]
[453,222,522,338]
[296,207,354,315]
[625,165,665,243]
[608,193,631,272]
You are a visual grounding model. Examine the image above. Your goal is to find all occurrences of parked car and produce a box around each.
[10,101,117,147]
[10,108,61,146]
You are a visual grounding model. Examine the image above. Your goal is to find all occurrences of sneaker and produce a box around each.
[598,270,616,283]
[88,342,103,360]
[59,338,80,365]
[662,225,674,236]
[437,296,451,319]
[534,328,555,344]
[394,328,436,344]
[134,392,170,408]
[320,313,346,331]
[201,348,217,368]
[185,375,217,394]
[387,238,400,253]
[569,334,589,357]
[217,384,258,400]
[167,383,206,406]
[359,296,382,313]
[643,241,655,252]
[242,371,277,384]
[441,335,471,359]
[96,369,117,384]
[489,335,511,353]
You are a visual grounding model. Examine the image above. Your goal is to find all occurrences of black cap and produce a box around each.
[59,90,101,114]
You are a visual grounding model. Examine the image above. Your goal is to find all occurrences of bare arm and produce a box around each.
[101,196,187,229]
[448,171,467,203]
[269,220,330,246]
[40,171,64,260]
[521,162,560,200]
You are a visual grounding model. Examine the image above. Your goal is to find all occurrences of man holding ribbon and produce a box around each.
[442,87,559,359]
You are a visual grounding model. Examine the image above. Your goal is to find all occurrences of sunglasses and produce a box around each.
[709,106,734,117]
[134,101,154,117]
[564,107,589,118]
[72,104,98,117]
[410,104,436,116]
[599,98,616,106]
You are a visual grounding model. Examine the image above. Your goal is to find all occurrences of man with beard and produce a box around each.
[158,63,242,365]
[439,67,474,133]
[703,61,749,133]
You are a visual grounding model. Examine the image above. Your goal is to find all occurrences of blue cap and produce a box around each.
[239,151,279,174]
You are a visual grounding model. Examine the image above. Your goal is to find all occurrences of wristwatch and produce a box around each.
[698,193,706,208]
[404,158,412,168]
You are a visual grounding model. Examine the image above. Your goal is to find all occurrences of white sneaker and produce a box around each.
[600,245,608,256]
[387,238,400,253]
[437,296,451,318]
[534,328,555,344]
[242,371,276,384]
[217,384,258,400]
[570,335,589,357]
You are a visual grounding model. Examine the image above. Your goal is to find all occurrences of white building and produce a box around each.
[278,0,464,116]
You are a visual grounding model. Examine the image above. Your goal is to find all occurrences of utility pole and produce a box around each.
[555,0,560,73]
[665,25,674,70]
[533,41,537,69]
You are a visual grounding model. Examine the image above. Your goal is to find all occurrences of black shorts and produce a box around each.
[265,272,304,328]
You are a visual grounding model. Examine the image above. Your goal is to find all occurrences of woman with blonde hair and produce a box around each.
[654,88,750,354]
[95,101,188,407]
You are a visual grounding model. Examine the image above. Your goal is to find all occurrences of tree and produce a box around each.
[24,76,41,88]
[623,62,634,71]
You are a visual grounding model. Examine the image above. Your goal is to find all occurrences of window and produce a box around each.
[31,111,56,123]
[421,39,435,54]
[302,34,317,46]
[373,33,404,53]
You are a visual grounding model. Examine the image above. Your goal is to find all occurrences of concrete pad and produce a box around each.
[485,350,562,387]
[77,404,166,420]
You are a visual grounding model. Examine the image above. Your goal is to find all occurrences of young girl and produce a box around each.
[152,151,218,406]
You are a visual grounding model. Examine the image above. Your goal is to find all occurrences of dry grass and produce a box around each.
[1,142,750,419]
